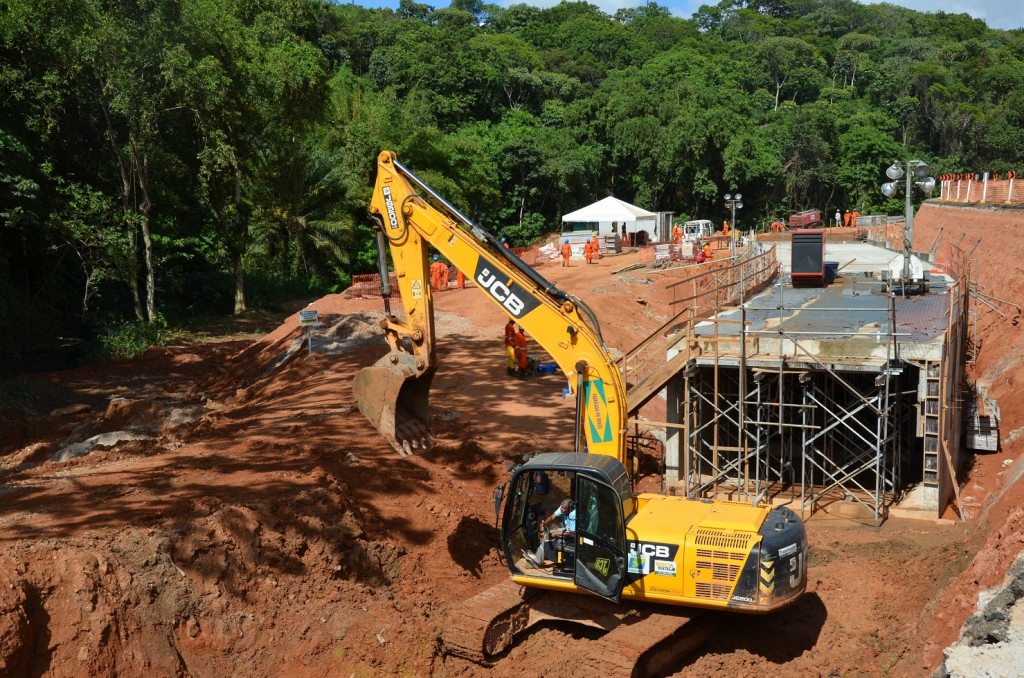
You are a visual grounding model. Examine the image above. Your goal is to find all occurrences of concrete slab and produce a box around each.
[692,240,953,367]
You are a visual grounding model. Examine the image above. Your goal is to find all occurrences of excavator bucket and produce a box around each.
[353,352,435,456]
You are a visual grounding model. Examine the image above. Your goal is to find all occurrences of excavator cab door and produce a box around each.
[573,475,627,602]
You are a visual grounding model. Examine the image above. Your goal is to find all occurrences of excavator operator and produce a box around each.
[540,498,576,536]
[526,498,576,568]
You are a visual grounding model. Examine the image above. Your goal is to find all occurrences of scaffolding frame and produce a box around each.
[624,237,969,522]
[680,307,904,523]
[673,255,973,522]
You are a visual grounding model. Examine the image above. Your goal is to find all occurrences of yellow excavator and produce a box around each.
[354,151,806,667]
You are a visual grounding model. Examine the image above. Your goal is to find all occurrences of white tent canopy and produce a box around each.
[562,196,656,223]
[561,196,659,243]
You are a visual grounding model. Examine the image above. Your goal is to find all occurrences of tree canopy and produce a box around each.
[2,0,1022,366]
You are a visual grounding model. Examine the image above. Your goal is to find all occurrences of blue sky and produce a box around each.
[349,0,1024,32]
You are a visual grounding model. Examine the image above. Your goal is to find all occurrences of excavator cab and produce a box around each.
[501,453,630,602]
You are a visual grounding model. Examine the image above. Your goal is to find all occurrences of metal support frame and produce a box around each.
[678,280,914,523]
[798,370,899,522]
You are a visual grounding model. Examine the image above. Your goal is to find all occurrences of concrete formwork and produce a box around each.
[661,239,969,522]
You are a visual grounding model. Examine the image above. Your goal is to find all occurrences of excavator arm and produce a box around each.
[354,151,627,461]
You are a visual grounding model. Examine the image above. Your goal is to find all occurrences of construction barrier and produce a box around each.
[510,246,539,266]
[350,273,400,299]
[938,172,1023,205]
[856,218,905,251]
[618,244,780,392]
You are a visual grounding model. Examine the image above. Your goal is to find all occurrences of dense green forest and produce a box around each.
[1,0,1022,368]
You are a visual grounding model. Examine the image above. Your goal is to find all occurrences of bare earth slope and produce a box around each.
[912,202,1024,670]
[1,224,1021,677]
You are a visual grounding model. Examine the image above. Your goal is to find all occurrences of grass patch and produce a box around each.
[98,317,183,359]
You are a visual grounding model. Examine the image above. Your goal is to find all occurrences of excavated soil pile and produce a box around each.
[0,224,1022,677]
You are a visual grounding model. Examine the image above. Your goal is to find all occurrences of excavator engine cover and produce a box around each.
[353,352,434,455]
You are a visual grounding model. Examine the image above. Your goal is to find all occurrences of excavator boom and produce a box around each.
[354,152,807,669]
[355,150,627,460]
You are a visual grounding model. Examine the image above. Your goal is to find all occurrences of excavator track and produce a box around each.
[441,579,718,675]
[575,606,718,677]
[440,579,539,665]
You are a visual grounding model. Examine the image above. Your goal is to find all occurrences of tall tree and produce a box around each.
[754,36,823,110]
[171,0,328,313]
[86,0,180,322]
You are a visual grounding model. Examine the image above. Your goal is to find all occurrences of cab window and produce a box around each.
[576,476,623,543]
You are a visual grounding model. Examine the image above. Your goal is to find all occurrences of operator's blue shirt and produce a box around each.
[554,505,576,532]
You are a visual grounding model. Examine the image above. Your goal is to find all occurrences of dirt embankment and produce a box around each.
[1,223,1023,676]
[912,202,1024,669]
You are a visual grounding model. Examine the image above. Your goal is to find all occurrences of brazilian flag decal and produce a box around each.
[584,379,613,443]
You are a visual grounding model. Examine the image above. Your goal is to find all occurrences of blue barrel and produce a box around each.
[824,261,839,283]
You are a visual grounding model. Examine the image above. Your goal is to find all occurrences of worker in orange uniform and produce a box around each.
[501,237,510,249]
[504,318,517,377]
[456,267,466,289]
[851,209,859,227]
[591,233,601,259]
[438,260,449,291]
[843,210,851,228]
[429,255,441,290]
[702,241,713,261]
[583,240,593,264]
[513,326,529,379]
[560,239,572,267]
[723,220,731,237]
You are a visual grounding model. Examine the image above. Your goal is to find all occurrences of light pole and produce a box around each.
[881,160,935,284]
[724,193,743,231]
[724,193,742,255]
[724,191,746,500]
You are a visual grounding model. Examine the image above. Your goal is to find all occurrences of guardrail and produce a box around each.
[938,172,1023,204]
[618,244,779,413]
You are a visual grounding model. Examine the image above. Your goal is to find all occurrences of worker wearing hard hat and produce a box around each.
[430,255,442,290]
[504,318,517,376]
[560,239,572,267]
[513,326,529,378]
[591,232,601,260]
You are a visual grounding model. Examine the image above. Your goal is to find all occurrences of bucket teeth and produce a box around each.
[395,418,432,455]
